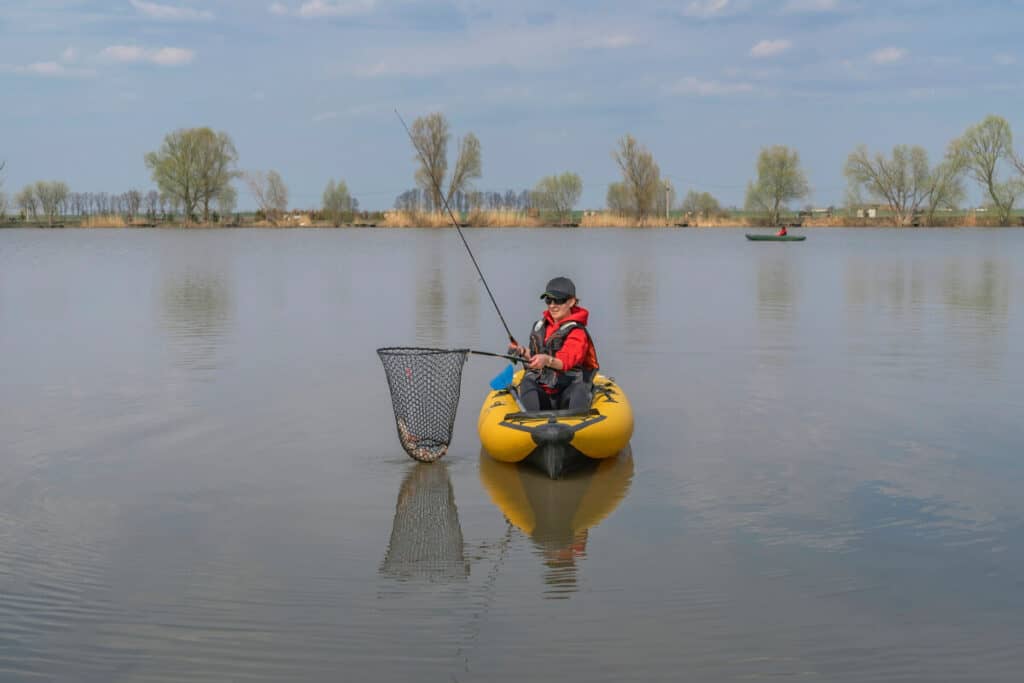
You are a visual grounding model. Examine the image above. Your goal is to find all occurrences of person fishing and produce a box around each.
[508,277,599,412]
[776,224,788,236]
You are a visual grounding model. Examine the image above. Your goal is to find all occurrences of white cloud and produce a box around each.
[582,34,636,49]
[994,53,1016,66]
[313,111,339,122]
[750,39,791,58]
[2,61,95,78]
[783,0,838,12]
[664,76,753,96]
[101,45,196,66]
[297,0,375,17]
[130,0,214,21]
[269,2,288,15]
[683,0,730,18]
[870,47,907,65]
[150,48,195,65]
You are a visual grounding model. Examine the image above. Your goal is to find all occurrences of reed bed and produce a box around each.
[382,209,540,227]
[79,214,127,227]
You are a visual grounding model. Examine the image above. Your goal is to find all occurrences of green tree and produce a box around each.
[145,127,239,224]
[681,190,722,218]
[409,112,481,212]
[952,115,1023,225]
[322,179,354,226]
[216,183,237,221]
[744,145,809,226]
[606,181,630,214]
[612,134,661,223]
[533,172,583,223]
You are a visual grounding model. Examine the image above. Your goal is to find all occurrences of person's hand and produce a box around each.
[508,342,530,359]
[528,353,551,370]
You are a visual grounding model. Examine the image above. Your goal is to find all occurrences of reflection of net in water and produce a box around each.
[379,463,469,582]
[377,347,468,462]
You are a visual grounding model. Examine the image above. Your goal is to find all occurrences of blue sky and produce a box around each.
[2,0,1023,210]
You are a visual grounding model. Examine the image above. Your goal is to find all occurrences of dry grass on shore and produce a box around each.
[382,209,542,227]
[79,214,127,227]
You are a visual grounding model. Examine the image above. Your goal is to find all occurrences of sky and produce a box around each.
[2,0,1023,211]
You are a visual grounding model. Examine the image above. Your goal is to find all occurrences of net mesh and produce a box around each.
[377,347,469,462]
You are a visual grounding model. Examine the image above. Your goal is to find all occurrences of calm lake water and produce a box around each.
[1,227,1023,682]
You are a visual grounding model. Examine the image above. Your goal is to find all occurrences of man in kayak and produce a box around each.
[776,224,788,236]
[508,276,599,412]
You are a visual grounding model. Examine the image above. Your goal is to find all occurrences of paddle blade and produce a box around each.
[489,364,515,391]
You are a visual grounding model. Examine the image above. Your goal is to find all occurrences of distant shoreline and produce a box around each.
[3,209,1023,230]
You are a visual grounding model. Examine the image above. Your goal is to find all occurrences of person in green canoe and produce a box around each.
[776,224,788,236]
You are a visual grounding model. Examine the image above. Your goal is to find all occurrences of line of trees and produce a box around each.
[6,114,1024,228]
[0,161,7,218]
[395,187,534,213]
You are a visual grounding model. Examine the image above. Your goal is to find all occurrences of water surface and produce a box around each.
[1,227,1022,682]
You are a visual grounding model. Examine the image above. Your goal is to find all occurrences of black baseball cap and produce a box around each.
[539,276,576,300]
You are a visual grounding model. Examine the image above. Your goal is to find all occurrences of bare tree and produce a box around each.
[34,181,70,227]
[844,145,932,226]
[409,113,482,214]
[125,190,142,221]
[144,190,159,219]
[0,161,7,219]
[922,153,967,225]
[245,170,288,224]
[612,134,662,223]
[447,133,481,205]
[17,185,38,219]
[410,113,449,211]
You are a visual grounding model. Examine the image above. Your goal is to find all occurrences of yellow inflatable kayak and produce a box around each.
[477,370,634,478]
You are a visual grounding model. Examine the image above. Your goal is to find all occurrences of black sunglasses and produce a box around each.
[544,296,569,305]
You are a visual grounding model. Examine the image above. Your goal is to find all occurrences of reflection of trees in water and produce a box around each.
[620,260,656,335]
[379,462,469,582]
[941,259,1010,371]
[941,259,1009,320]
[414,240,447,347]
[756,256,797,323]
[844,257,1009,369]
[479,449,634,599]
[160,273,232,370]
[844,260,927,316]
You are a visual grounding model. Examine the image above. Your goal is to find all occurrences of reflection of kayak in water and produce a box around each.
[379,462,469,582]
[480,446,634,547]
[479,448,634,597]
[477,370,634,479]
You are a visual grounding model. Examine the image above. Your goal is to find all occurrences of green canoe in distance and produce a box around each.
[745,234,807,242]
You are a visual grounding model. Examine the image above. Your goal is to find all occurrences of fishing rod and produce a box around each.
[467,350,524,363]
[395,109,519,347]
